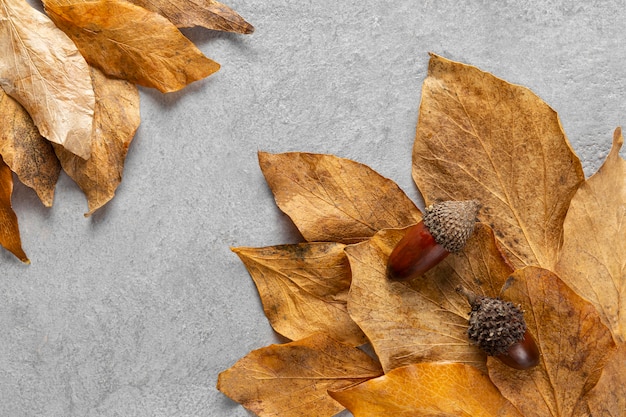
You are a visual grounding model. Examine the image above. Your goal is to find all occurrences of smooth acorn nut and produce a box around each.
[387,200,480,281]
[456,285,540,370]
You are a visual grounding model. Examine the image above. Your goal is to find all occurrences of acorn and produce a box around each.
[456,285,540,370]
[387,200,480,281]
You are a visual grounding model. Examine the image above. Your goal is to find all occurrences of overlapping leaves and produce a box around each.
[0,0,253,262]
[218,54,625,416]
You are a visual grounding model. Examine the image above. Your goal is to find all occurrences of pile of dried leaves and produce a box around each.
[0,0,253,263]
[217,54,625,416]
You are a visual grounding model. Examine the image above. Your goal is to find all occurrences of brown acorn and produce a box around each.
[387,200,480,281]
[456,285,540,370]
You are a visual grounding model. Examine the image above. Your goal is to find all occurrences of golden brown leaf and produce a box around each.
[556,127,626,343]
[43,0,220,93]
[54,67,140,216]
[329,362,523,417]
[412,53,584,270]
[0,88,60,207]
[345,223,513,372]
[489,267,616,417]
[259,151,422,244]
[0,0,94,159]
[216,333,383,417]
[0,157,28,263]
[232,242,367,346]
[128,0,254,33]
[582,343,626,417]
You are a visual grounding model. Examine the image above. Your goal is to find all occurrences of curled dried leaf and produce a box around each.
[0,157,28,263]
[412,54,584,270]
[0,88,60,207]
[232,242,367,346]
[0,0,94,159]
[217,333,383,417]
[259,151,422,244]
[43,0,220,93]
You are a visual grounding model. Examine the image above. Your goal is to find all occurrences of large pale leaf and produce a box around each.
[489,267,616,417]
[0,157,28,263]
[43,0,220,93]
[556,128,626,343]
[259,151,422,244]
[54,67,140,216]
[0,0,94,159]
[0,87,60,207]
[128,0,254,33]
[329,362,523,417]
[582,343,626,416]
[345,223,513,372]
[412,54,584,270]
[233,242,367,346]
[216,333,383,417]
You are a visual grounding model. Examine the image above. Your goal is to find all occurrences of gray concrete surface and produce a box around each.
[2,1,625,416]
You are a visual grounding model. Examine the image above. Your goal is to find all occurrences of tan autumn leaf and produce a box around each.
[329,362,523,417]
[259,151,422,244]
[0,0,94,159]
[0,87,60,207]
[582,343,626,416]
[488,267,616,417]
[43,0,220,93]
[128,0,254,33]
[0,157,28,263]
[556,128,626,343]
[232,242,367,346]
[53,67,140,216]
[345,223,513,372]
[216,333,383,417]
[412,53,584,270]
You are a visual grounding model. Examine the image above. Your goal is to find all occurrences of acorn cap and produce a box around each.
[466,295,527,357]
[422,200,480,253]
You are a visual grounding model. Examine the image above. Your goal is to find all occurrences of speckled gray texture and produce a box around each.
[1,1,625,416]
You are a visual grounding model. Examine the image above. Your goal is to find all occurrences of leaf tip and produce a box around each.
[612,126,623,150]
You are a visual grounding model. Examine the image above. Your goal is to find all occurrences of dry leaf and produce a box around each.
[489,267,616,417]
[259,151,422,244]
[0,157,28,263]
[54,66,140,216]
[0,0,94,159]
[233,242,367,346]
[0,88,60,207]
[345,223,513,372]
[216,333,383,417]
[43,0,220,93]
[582,343,626,416]
[412,53,584,270]
[556,128,626,343]
[329,362,523,417]
[128,0,254,33]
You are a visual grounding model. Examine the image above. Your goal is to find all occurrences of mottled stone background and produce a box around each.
[2,1,625,416]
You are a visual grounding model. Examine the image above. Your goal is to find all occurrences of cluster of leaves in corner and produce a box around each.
[217,54,626,417]
[0,0,254,263]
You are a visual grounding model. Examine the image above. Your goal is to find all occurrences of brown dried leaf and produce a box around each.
[259,151,422,244]
[0,157,28,263]
[0,0,94,159]
[489,267,616,417]
[556,128,626,343]
[232,242,367,346]
[329,362,523,417]
[582,343,626,416]
[216,333,383,417]
[43,0,220,93]
[128,0,254,33]
[412,53,584,270]
[0,88,60,207]
[345,223,513,372]
[54,67,140,216]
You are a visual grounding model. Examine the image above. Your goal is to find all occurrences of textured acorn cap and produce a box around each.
[466,295,527,356]
[422,200,480,253]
